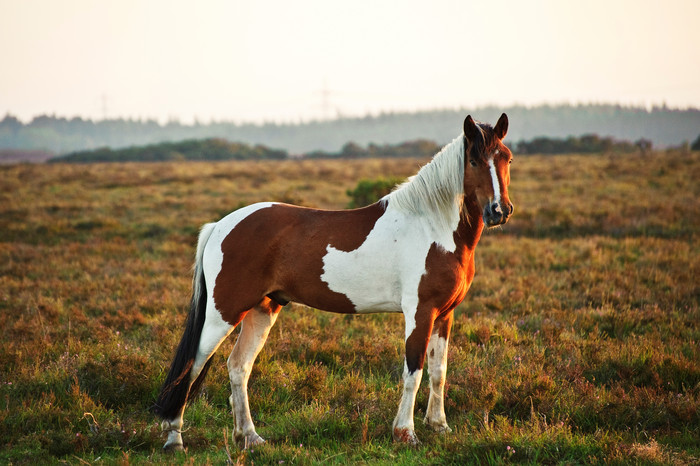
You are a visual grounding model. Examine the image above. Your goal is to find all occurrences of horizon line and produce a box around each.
[3,101,699,126]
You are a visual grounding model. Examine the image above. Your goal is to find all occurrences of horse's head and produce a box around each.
[463,113,514,228]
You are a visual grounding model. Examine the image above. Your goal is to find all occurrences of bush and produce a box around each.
[346,177,404,208]
[691,134,700,151]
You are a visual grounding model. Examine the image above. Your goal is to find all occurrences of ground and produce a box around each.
[0,151,698,464]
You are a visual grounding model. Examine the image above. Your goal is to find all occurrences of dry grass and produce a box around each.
[1,151,698,463]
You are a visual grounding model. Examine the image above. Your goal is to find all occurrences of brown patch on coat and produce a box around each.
[213,203,385,325]
[404,310,435,373]
[403,206,482,373]
[435,310,454,341]
[256,296,283,315]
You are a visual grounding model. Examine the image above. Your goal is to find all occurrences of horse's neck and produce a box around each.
[455,193,485,252]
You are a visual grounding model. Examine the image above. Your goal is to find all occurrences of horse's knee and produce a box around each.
[227,363,249,386]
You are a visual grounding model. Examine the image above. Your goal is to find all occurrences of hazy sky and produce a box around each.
[1,0,698,123]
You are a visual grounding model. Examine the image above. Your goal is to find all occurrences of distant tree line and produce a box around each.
[51,138,286,163]
[515,134,654,155]
[306,139,441,159]
[2,104,699,155]
[48,131,675,164]
[52,139,442,163]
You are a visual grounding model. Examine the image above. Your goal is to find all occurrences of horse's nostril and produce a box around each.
[508,203,514,215]
[490,203,501,216]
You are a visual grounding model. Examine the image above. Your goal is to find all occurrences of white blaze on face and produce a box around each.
[488,157,501,204]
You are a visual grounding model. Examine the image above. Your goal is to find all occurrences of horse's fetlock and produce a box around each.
[393,427,420,445]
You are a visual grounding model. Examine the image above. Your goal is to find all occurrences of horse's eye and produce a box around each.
[508,159,513,164]
[469,159,477,167]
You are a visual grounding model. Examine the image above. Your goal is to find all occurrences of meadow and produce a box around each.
[0,150,698,464]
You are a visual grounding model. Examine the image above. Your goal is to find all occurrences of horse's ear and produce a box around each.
[494,113,508,140]
[463,115,480,143]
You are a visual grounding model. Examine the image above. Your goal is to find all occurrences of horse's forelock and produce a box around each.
[468,123,499,161]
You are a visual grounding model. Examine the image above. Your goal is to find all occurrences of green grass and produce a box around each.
[1,151,698,464]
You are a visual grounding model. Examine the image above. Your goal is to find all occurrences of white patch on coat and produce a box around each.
[321,202,460,338]
[488,158,501,204]
[321,208,424,314]
[393,361,423,432]
[425,334,449,428]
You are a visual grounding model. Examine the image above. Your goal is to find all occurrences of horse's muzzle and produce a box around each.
[483,201,514,227]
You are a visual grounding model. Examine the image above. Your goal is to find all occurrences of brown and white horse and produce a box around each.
[154,114,514,450]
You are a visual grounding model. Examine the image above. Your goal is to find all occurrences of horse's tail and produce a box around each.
[153,222,217,420]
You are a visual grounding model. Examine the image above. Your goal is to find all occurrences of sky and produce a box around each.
[1,0,699,124]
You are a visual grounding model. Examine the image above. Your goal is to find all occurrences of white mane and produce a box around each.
[383,135,465,234]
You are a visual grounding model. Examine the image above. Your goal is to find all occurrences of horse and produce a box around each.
[154,114,514,451]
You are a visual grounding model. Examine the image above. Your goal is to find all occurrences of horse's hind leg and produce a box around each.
[162,302,236,452]
[228,297,281,447]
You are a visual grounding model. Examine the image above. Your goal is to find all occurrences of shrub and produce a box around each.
[691,134,700,151]
[346,177,404,208]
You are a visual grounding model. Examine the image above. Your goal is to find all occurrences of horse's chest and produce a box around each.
[419,245,475,310]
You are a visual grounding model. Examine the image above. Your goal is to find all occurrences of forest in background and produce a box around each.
[1,104,699,158]
[51,133,661,163]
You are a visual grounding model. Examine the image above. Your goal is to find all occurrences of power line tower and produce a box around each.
[101,93,109,120]
[315,79,341,120]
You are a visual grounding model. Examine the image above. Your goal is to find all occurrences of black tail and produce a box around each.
[153,224,215,420]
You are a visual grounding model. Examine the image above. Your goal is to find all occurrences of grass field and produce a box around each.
[1,150,698,464]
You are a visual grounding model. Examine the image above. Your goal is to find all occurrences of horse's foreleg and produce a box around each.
[392,361,423,445]
[392,308,434,445]
[228,298,281,448]
[424,311,453,433]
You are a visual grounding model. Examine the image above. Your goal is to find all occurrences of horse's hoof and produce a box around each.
[240,432,266,449]
[162,442,185,453]
[425,420,452,434]
[393,427,420,445]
